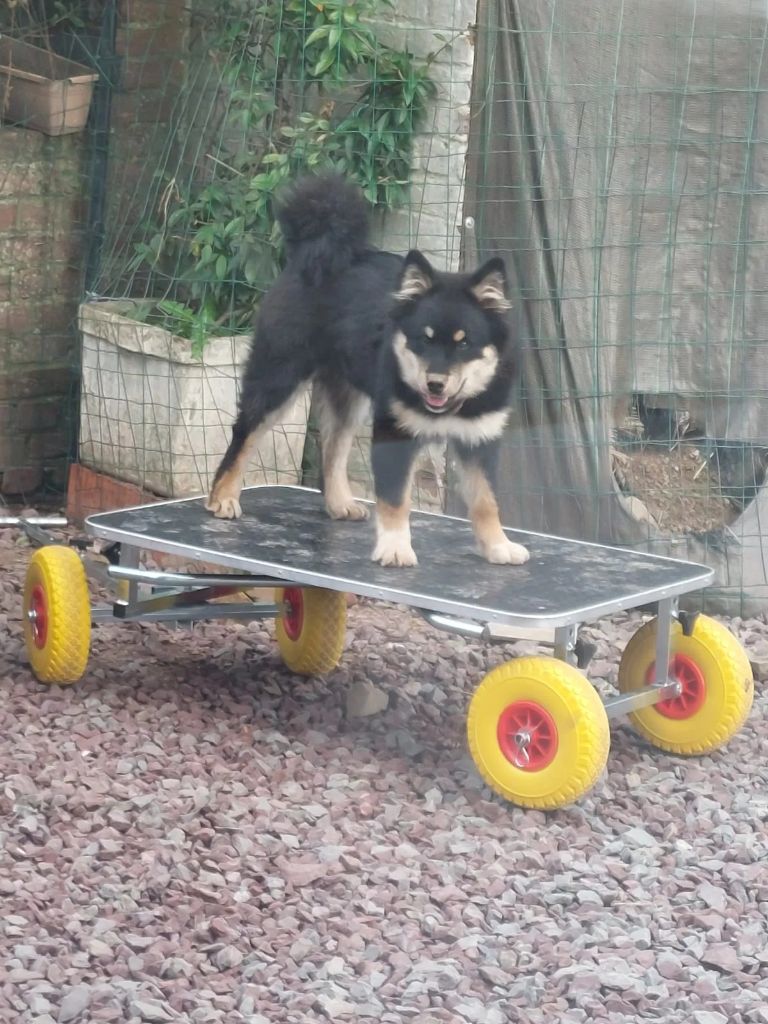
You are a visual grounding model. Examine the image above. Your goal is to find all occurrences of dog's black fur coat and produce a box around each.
[208,174,529,568]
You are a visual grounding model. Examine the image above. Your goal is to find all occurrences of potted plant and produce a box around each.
[0,1,97,135]
[78,296,312,500]
[79,0,437,500]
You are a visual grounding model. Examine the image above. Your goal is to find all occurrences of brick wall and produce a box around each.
[0,0,473,502]
[0,129,86,497]
[99,0,189,288]
[0,1,190,500]
[112,0,188,169]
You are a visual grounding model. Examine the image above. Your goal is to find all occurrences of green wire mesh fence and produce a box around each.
[460,0,768,614]
[1,0,476,511]
[2,0,768,611]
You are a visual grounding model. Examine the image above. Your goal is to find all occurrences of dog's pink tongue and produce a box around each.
[425,393,448,408]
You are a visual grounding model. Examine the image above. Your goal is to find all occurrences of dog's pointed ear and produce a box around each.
[395,250,435,302]
[469,257,511,313]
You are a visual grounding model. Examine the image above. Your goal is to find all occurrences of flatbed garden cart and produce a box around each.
[20,485,754,810]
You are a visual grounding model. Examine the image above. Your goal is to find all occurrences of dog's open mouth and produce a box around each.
[422,385,467,414]
[423,392,450,412]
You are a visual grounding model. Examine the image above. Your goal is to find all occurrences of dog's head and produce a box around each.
[391,250,512,414]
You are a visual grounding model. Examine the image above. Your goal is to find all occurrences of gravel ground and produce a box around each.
[1,522,768,1024]
[618,445,736,534]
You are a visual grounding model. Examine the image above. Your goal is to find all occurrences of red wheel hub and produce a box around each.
[282,588,304,641]
[645,654,707,719]
[497,700,559,771]
[29,584,48,649]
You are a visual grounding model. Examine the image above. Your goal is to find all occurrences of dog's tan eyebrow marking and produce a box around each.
[424,326,435,338]
[453,329,466,342]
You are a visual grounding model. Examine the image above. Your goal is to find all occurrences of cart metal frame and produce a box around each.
[39,484,715,724]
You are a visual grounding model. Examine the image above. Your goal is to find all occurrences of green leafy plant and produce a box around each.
[130,0,439,347]
[130,299,227,359]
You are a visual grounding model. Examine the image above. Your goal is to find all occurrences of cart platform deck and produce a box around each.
[86,485,714,629]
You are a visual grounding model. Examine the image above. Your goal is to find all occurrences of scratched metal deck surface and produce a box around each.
[86,486,714,628]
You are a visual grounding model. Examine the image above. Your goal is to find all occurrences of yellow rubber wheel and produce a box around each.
[23,546,91,685]
[467,656,610,810]
[274,587,346,676]
[617,615,753,755]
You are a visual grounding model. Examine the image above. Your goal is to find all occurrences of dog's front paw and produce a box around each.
[205,495,242,519]
[483,538,530,565]
[326,498,369,521]
[372,533,418,567]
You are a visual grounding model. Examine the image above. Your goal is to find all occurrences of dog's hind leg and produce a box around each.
[207,383,307,519]
[314,378,370,521]
[206,412,259,519]
[452,439,529,565]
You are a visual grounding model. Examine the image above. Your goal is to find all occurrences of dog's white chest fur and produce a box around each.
[390,400,509,445]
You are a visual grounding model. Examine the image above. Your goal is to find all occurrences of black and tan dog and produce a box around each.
[206,174,529,568]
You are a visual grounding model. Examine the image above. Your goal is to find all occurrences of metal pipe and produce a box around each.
[108,565,283,588]
[603,682,681,720]
[420,610,486,638]
[111,582,273,617]
[0,516,68,527]
[423,610,562,647]
[654,597,678,685]
[119,545,141,606]
[480,622,557,645]
[111,603,280,624]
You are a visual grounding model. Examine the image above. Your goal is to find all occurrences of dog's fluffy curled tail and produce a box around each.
[276,174,370,287]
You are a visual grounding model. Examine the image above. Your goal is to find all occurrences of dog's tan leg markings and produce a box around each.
[315,386,369,521]
[322,430,369,520]
[372,499,417,567]
[205,430,261,519]
[461,464,529,565]
[207,398,297,519]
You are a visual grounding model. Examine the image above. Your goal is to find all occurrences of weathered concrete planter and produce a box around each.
[0,36,98,136]
[78,300,310,499]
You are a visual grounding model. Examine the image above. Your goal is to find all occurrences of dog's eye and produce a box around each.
[453,330,469,349]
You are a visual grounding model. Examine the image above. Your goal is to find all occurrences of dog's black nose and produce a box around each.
[427,379,445,395]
